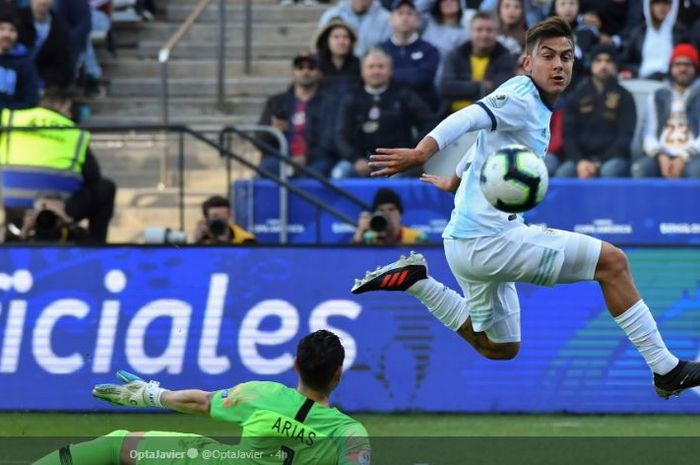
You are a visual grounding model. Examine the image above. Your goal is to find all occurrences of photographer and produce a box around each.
[194,195,256,245]
[1,87,116,243]
[19,193,88,242]
[352,187,428,245]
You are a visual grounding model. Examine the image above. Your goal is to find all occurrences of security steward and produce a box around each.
[0,87,115,242]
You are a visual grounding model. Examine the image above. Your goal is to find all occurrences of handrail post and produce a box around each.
[217,0,226,107]
[158,52,169,188]
[244,0,252,75]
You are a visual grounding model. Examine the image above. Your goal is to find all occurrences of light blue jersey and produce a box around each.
[442,76,553,239]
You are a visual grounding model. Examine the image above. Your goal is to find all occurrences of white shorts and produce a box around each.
[444,225,602,343]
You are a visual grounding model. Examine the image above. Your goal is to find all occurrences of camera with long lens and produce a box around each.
[207,217,230,237]
[369,213,389,233]
[34,209,64,241]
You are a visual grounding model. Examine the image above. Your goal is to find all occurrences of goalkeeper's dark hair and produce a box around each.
[296,330,345,393]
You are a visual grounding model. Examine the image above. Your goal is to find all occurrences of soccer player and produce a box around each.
[33,330,370,465]
[351,16,700,399]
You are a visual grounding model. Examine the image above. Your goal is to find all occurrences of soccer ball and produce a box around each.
[479,145,549,213]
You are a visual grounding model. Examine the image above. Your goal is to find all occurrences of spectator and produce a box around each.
[0,7,39,109]
[334,48,434,178]
[17,0,72,89]
[193,195,256,245]
[620,0,687,80]
[557,44,636,178]
[257,52,336,178]
[319,0,391,57]
[578,0,639,40]
[496,0,526,56]
[553,0,598,68]
[52,0,91,78]
[315,19,361,94]
[635,44,700,178]
[0,87,116,242]
[381,0,440,110]
[352,187,429,245]
[441,12,515,112]
[420,0,469,86]
[82,0,111,97]
[551,0,596,85]
[17,193,89,242]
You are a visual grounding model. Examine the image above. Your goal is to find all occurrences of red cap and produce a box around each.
[670,43,700,71]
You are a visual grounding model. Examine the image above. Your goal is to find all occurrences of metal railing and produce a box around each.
[219,126,372,243]
[220,125,290,243]
[0,125,359,239]
[158,0,227,125]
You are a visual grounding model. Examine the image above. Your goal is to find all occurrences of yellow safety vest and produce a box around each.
[0,107,90,208]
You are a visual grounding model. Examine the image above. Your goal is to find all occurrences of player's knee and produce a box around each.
[596,243,629,282]
[485,342,520,360]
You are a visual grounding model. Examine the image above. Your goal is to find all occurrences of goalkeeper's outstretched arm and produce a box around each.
[160,389,213,416]
[92,370,214,415]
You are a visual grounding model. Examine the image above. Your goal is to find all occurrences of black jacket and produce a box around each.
[441,41,516,105]
[336,82,435,162]
[563,77,637,163]
[257,86,334,166]
[17,8,73,88]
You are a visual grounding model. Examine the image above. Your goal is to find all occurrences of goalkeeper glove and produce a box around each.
[92,370,166,408]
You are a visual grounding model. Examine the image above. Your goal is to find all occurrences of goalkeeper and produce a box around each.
[33,330,370,465]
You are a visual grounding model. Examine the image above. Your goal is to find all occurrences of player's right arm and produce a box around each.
[369,103,493,177]
[92,370,218,416]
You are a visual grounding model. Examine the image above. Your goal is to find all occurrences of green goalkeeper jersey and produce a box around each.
[209,381,370,465]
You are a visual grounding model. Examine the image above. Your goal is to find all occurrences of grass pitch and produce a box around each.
[3,413,699,464]
[1,412,699,437]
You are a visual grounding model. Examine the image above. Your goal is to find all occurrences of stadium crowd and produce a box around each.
[263,0,700,180]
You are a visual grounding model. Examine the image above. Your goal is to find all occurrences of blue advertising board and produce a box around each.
[234,179,700,245]
[1,246,699,412]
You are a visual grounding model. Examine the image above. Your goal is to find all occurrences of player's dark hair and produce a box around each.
[202,195,230,217]
[296,330,345,393]
[525,17,573,55]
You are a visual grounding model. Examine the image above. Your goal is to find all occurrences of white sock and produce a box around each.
[407,276,469,331]
[613,299,678,375]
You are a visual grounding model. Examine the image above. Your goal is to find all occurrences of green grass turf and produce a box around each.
[1,412,699,437]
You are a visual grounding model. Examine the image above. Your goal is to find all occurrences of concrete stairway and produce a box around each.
[77,0,326,243]
[90,0,326,126]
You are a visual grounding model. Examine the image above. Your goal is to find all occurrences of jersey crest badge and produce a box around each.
[488,93,508,109]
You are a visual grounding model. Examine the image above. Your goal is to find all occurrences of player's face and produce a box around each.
[328,27,352,57]
[591,53,615,81]
[670,58,696,88]
[499,0,523,26]
[391,5,419,35]
[524,37,574,101]
[361,53,392,89]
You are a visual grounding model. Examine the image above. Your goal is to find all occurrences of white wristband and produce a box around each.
[145,381,166,407]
